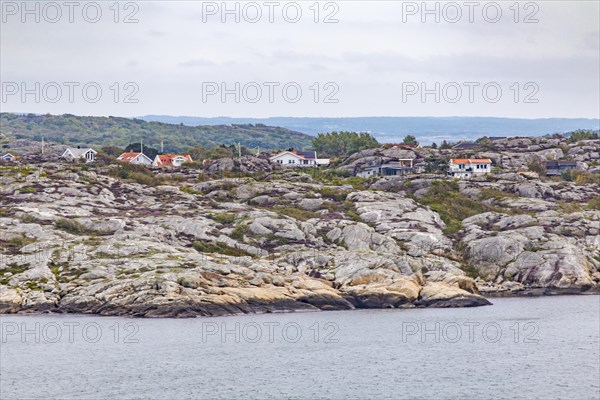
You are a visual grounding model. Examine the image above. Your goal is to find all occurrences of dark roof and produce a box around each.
[296,151,316,159]
[452,142,478,150]
[544,161,577,167]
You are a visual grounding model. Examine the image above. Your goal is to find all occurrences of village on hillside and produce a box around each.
[2,130,599,181]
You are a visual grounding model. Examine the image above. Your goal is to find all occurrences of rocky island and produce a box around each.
[1,132,599,317]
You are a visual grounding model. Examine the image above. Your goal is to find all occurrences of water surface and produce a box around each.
[1,296,599,399]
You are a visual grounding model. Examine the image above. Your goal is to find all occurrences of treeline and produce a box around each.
[312,131,380,157]
[0,113,313,152]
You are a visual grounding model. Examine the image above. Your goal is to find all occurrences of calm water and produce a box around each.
[1,296,599,400]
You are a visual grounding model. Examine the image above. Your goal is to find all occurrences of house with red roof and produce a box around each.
[448,158,492,179]
[269,150,329,167]
[152,154,193,167]
[117,152,153,165]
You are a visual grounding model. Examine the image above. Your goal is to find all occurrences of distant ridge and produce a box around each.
[140,115,600,144]
[0,113,314,152]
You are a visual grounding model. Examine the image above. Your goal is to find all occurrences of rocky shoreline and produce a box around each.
[1,135,599,317]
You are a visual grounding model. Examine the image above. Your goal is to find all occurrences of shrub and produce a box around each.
[478,188,516,201]
[192,241,252,257]
[272,206,318,221]
[417,180,494,234]
[586,196,600,210]
[208,212,237,225]
[230,224,251,240]
[180,187,202,195]
[54,218,97,235]
[319,187,350,202]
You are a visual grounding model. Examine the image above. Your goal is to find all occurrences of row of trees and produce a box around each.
[312,131,380,158]
[311,132,422,157]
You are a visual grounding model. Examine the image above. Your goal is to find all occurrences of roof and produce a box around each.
[450,158,492,164]
[270,151,316,160]
[65,147,97,157]
[154,154,193,166]
[544,161,577,167]
[118,152,146,162]
[295,151,317,159]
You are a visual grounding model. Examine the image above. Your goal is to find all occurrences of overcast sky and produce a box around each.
[1,1,599,118]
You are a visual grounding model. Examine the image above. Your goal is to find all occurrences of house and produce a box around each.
[356,159,414,178]
[1,153,17,162]
[153,154,193,167]
[544,160,577,176]
[448,158,492,178]
[62,147,97,162]
[269,151,330,167]
[117,152,153,165]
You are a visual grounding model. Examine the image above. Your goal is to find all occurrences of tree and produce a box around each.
[431,142,438,149]
[312,131,380,158]
[527,156,546,175]
[125,142,159,159]
[440,140,452,149]
[402,135,418,146]
[568,130,599,142]
[101,146,124,156]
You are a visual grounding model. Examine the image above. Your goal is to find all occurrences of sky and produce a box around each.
[1,1,599,119]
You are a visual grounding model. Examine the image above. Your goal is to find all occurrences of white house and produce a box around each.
[269,151,330,167]
[152,154,193,167]
[448,158,492,179]
[1,153,17,162]
[117,152,153,165]
[62,147,97,162]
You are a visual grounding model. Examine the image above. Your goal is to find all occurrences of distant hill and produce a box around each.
[140,115,600,144]
[0,113,314,152]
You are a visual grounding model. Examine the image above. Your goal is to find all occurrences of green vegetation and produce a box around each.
[402,135,418,146]
[0,264,29,276]
[423,156,449,174]
[109,163,165,186]
[478,188,516,201]
[54,218,98,235]
[125,143,159,159]
[416,181,494,234]
[207,212,237,225]
[312,131,380,158]
[192,241,253,257]
[567,129,599,142]
[527,156,546,175]
[307,169,368,190]
[561,170,600,185]
[230,224,251,241]
[318,186,351,202]
[557,201,583,213]
[180,187,203,196]
[587,196,600,210]
[273,206,318,221]
[1,236,36,254]
[0,112,313,152]
[17,186,37,193]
